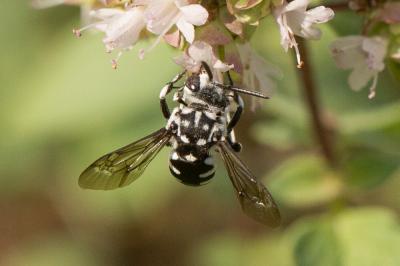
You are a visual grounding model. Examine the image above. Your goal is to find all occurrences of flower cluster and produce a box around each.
[34,0,400,100]
[34,0,348,104]
[330,1,400,98]
[34,0,337,103]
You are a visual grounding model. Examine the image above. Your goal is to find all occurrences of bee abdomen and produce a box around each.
[169,150,215,186]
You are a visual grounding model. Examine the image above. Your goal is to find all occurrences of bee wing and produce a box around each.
[79,128,171,190]
[217,141,281,227]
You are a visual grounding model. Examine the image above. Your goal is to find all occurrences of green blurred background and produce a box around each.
[1,2,400,266]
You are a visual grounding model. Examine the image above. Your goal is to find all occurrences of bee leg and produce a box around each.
[225,97,243,153]
[227,133,242,152]
[160,70,186,119]
[226,70,234,86]
[227,93,243,134]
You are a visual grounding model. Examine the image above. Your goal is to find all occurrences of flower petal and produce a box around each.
[188,41,214,65]
[90,8,124,19]
[179,4,209,25]
[284,0,309,12]
[299,24,321,39]
[145,0,180,34]
[361,37,387,71]
[330,36,365,69]
[174,53,200,72]
[348,64,375,91]
[176,17,195,43]
[213,59,233,72]
[305,6,334,24]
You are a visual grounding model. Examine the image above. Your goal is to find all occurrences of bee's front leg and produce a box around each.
[160,70,187,119]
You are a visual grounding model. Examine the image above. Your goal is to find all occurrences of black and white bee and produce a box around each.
[79,62,281,227]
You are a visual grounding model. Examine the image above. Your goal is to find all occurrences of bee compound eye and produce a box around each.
[169,123,178,132]
[186,75,200,92]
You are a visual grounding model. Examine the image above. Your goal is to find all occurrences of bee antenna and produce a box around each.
[215,83,269,99]
[228,87,269,99]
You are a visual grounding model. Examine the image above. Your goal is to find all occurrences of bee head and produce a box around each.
[185,61,213,93]
[199,61,213,83]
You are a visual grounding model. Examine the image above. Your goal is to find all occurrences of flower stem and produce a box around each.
[296,39,337,168]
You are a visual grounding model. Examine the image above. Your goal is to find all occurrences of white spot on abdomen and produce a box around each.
[171,152,179,160]
[204,157,214,166]
[199,168,215,178]
[170,165,181,175]
[184,154,197,162]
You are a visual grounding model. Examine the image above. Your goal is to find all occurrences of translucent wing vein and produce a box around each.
[79,128,171,190]
[218,141,281,227]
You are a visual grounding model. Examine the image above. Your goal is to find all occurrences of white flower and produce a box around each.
[74,6,146,68]
[274,0,334,67]
[237,42,282,110]
[174,41,233,82]
[141,0,208,58]
[330,36,388,99]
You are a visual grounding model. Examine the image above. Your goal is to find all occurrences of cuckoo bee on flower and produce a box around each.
[79,62,281,227]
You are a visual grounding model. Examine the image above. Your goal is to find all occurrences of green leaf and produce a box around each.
[227,0,271,25]
[342,147,400,189]
[339,101,400,135]
[193,234,293,266]
[267,154,342,208]
[328,11,363,36]
[252,121,300,150]
[335,207,400,266]
[288,207,400,266]
[387,59,400,83]
[234,0,263,9]
[253,94,311,149]
[294,222,343,266]
[1,237,99,266]
[339,101,400,153]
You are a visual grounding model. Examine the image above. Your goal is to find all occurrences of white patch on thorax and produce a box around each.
[181,120,190,127]
[199,73,210,88]
[180,135,190,143]
[196,138,207,146]
[181,106,193,114]
[208,125,217,141]
[183,93,208,106]
[169,137,178,149]
[203,110,217,120]
[194,111,202,127]
[166,108,180,130]
[202,124,209,131]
